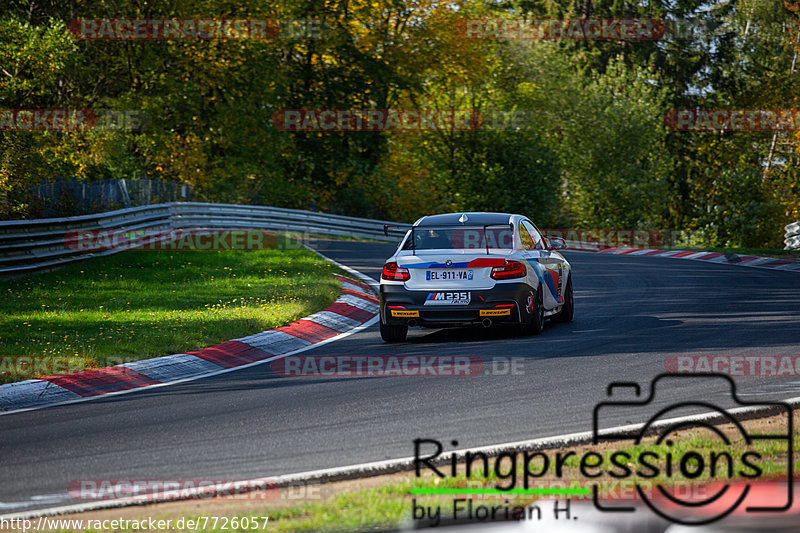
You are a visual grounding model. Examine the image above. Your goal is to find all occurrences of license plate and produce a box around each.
[426,270,473,281]
[425,292,471,305]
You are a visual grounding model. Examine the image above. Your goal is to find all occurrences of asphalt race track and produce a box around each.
[2,240,800,513]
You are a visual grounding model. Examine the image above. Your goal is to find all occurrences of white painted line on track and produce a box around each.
[304,243,381,288]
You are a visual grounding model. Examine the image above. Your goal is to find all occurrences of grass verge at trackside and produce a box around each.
[0,244,344,384]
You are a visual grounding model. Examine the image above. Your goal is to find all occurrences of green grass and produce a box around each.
[266,484,410,532]
[0,246,344,384]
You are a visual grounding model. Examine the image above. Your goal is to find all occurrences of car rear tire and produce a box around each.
[554,276,574,323]
[380,322,408,342]
[520,288,544,336]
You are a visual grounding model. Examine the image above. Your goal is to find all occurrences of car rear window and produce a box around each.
[402,226,513,251]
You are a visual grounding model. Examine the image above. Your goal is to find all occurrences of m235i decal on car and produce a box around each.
[424,292,471,305]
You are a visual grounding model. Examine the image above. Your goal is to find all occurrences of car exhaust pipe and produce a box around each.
[482,318,492,328]
[408,319,417,327]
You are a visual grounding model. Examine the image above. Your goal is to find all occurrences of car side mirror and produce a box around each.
[549,237,567,250]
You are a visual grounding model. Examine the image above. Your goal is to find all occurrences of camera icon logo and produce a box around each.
[592,373,793,526]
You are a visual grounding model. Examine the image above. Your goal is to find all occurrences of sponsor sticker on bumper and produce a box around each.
[480,309,511,317]
[391,310,420,317]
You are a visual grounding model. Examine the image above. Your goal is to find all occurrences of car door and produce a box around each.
[521,220,567,310]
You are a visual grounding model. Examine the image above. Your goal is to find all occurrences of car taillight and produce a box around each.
[382,262,410,281]
[490,260,526,280]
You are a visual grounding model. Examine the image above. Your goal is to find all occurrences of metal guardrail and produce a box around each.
[787,221,800,251]
[0,203,411,275]
[3,205,794,274]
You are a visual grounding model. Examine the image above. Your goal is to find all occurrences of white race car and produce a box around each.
[379,212,573,342]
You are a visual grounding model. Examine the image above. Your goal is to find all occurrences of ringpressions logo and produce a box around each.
[411,373,793,526]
